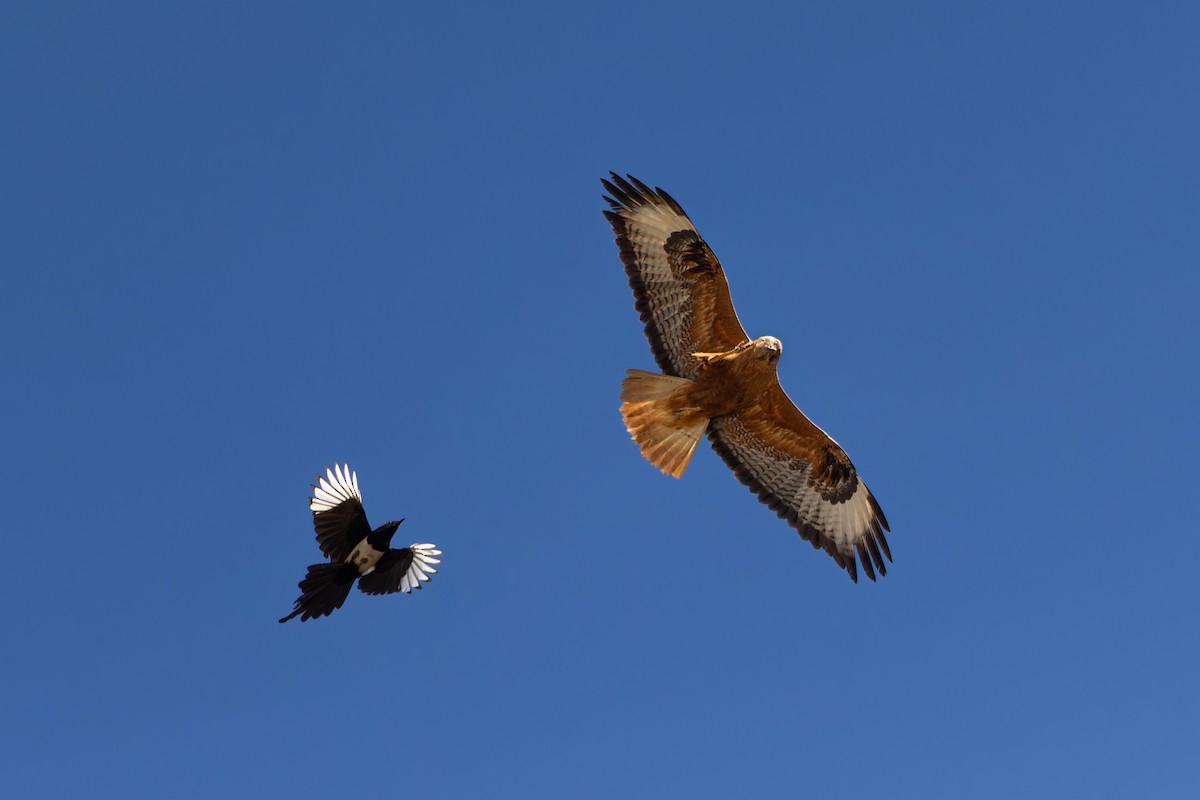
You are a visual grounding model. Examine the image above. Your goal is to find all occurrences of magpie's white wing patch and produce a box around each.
[358,543,443,596]
[401,543,442,593]
[309,463,371,563]
[311,463,362,513]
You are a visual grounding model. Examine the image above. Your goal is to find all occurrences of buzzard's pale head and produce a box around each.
[753,336,782,363]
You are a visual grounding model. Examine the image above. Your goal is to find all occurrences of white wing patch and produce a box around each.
[310,463,361,513]
[400,543,443,594]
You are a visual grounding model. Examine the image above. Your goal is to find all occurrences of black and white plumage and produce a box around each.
[279,464,442,623]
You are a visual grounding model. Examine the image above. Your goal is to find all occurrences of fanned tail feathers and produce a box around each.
[278,562,358,623]
[620,370,709,478]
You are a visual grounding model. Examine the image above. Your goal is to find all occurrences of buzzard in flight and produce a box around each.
[602,173,892,582]
[280,464,442,622]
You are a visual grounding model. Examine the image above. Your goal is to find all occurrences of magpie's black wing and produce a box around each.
[310,464,371,562]
[358,543,443,595]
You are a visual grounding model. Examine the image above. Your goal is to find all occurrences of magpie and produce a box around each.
[279,463,442,623]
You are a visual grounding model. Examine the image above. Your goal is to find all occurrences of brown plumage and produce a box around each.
[603,173,892,582]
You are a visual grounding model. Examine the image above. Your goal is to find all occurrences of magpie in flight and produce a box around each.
[280,463,442,623]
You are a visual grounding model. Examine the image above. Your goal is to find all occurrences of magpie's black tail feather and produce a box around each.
[278,562,358,623]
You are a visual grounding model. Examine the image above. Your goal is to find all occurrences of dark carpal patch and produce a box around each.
[811,444,858,503]
[664,229,719,277]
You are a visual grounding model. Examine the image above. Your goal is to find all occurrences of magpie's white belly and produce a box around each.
[346,541,384,574]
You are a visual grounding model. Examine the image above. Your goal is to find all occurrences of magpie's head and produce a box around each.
[375,519,405,545]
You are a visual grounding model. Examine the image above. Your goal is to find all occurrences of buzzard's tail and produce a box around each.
[620,369,709,478]
[279,562,358,623]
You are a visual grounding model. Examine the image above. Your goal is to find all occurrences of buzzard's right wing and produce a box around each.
[603,173,750,379]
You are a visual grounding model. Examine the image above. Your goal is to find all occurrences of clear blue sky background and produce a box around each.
[3,2,1197,797]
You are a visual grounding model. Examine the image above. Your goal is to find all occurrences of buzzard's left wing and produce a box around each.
[708,382,892,582]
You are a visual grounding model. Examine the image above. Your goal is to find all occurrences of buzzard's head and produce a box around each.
[753,336,782,363]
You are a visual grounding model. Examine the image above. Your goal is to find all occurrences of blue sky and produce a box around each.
[3,2,1198,797]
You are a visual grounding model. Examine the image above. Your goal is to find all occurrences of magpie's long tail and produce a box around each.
[279,562,358,623]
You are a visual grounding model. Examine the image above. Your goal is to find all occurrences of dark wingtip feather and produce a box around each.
[870,492,891,532]
[865,534,887,576]
[655,187,688,218]
[607,173,636,201]
[876,527,893,562]
[602,209,625,227]
[856,542,877,581]
[627,174,655,196]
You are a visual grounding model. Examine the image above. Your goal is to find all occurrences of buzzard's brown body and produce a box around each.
[604,173,892,582]
[620,337,785,478]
